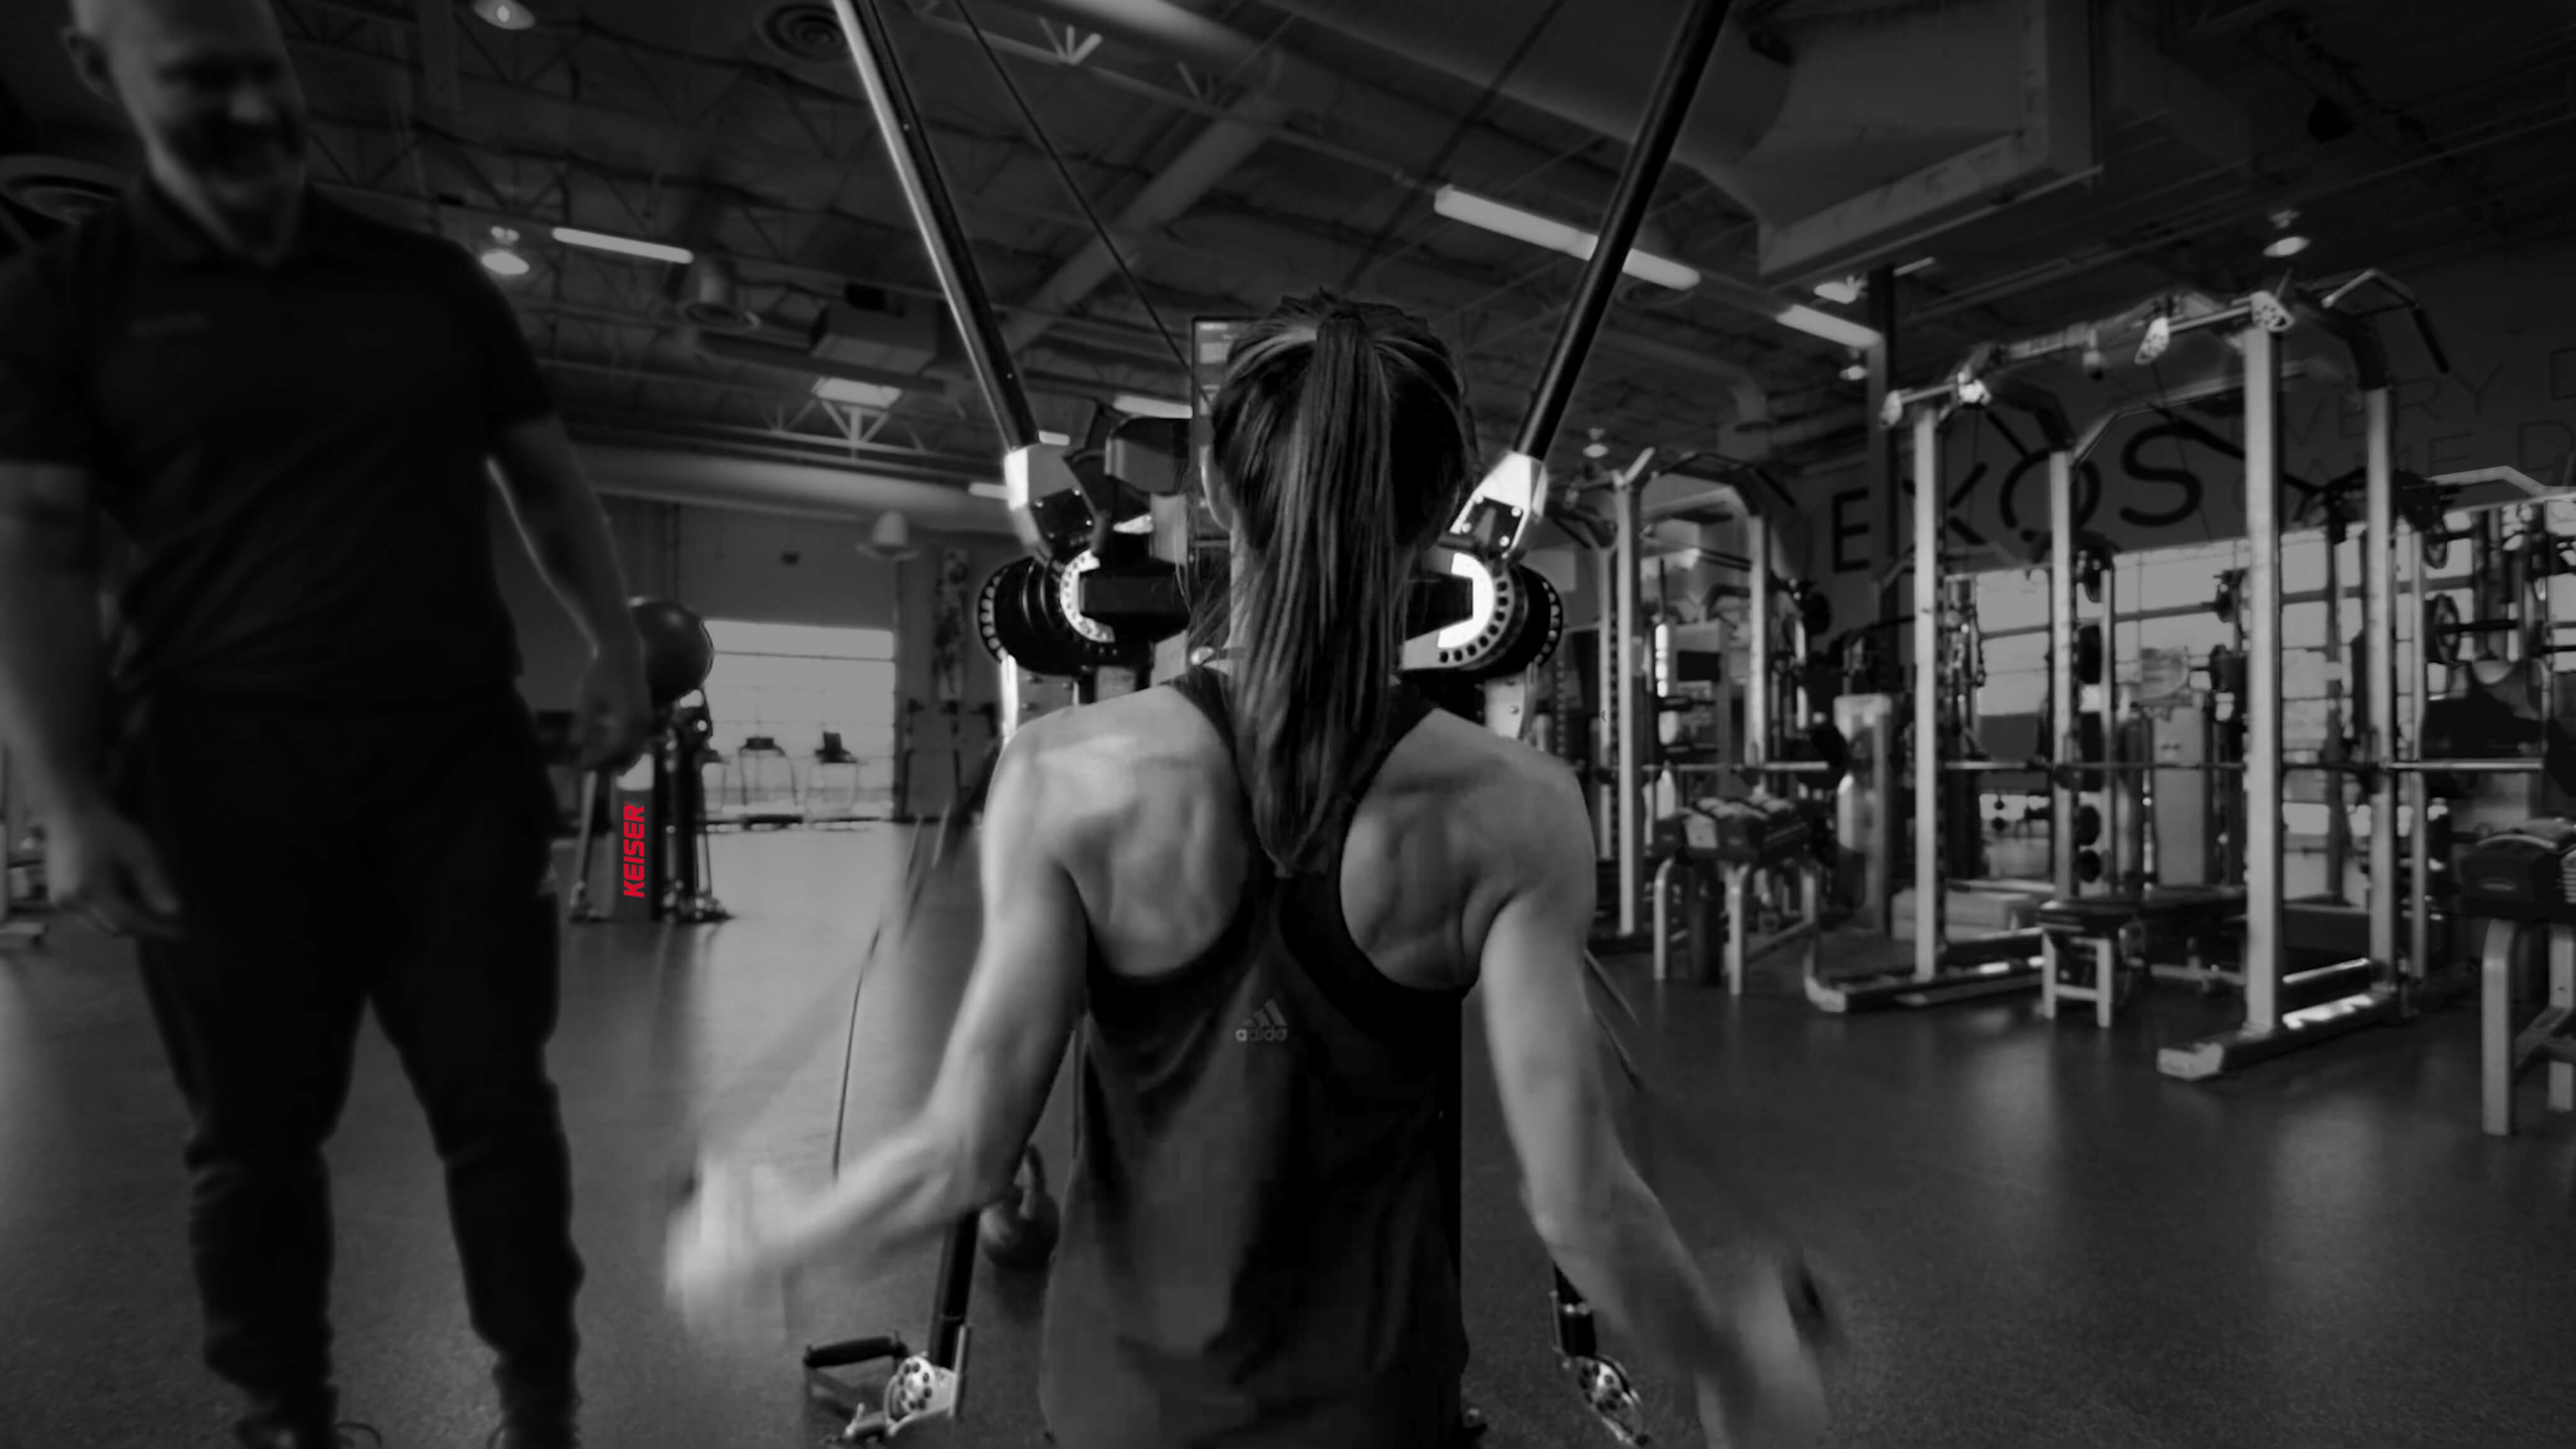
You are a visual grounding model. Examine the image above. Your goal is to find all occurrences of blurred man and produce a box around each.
[0,1,653,1444]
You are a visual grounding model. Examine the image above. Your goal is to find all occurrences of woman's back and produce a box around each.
[1033,666,1567,1448]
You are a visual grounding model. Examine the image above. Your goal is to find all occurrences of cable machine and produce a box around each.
[790,1,1772,1445]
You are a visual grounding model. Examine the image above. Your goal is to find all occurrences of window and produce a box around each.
[701,619,897,759]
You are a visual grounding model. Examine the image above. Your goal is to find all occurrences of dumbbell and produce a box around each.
[977,1145,1061,1271]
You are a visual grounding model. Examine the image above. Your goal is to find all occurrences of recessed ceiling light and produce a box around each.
[473,0,538,31]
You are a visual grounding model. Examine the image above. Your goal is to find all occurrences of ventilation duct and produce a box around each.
[577,445,1013,535]
[0,155,129,228]
[1250,0,2248,285]
[811,286,945,375]
[675,255,760,334]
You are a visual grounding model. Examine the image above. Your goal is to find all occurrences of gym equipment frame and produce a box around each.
[823,0,1753,1440]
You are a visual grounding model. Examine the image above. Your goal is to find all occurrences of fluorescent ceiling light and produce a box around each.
[968,482,1011,500]
[1038,430,1071,446]
[1112,394,1194,420]
[552,227,693,265]
[1433,186,1699,291]
[1775,303,1882,350]
[814,378,903,409]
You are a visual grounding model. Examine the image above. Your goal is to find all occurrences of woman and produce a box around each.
[667,294,1829,1448]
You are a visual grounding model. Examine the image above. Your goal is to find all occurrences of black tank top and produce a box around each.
[1038,667,1470,1449]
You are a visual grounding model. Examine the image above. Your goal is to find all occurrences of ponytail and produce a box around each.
[1208,295,1474,876]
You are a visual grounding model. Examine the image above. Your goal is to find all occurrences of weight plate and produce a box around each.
[1422,555,1521,672]
[975,564,1015,663]
[1025,557,1129,676]
[1055,549,1115,645]
[987,558,1072,674]
[1482,567,1564,679]
[1798,587,1833,640]
[2426,595,2463,667]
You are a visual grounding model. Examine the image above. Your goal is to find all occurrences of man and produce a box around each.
[0,1,653,1445]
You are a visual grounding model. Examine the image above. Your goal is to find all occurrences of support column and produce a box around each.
[2406,530,2431,980]
[1913,407,1944,982]
[1596,546,1616,862]
[2364,387,2398,977]
[2243,325,2286,1034]
[1870,264,1901,601]
[1615,471,1643,938]
[1747,517,1772,769]
[2050,451,2076,897]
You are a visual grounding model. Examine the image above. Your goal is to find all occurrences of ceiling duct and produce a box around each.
[0,155,129,228]
[1247,0,2249,286]
[811,285,944,375]
[578,444,1013,534]
[675,255,761,335]
[757,2,855,64]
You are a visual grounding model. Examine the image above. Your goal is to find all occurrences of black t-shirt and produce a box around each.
[0,181,552,706]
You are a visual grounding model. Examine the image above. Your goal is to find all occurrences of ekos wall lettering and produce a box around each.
[1805,240,2576,623]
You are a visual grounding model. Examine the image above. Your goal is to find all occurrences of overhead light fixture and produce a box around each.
[1894,257,1937,278]
[472,0,538,29]
[2262,208,2309,259]
[1038,430,1072,446]
[1840,361,1868,382]
[814,377,903,409]
[1433,186,1701,291]
[968,482,1010,500]
[1774,303,1881,350]
[1813,277,1863,305]
[1111,393,1194,420]
[552,226,694,265]
[479,225,531,279]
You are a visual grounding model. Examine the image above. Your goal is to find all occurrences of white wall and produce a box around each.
[492,496,1027,818]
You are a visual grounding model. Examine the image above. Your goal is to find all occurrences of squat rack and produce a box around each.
[1848,271,2468,1068]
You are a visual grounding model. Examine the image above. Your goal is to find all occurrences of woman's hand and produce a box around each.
[665,1159,804,1338]
[1694,1258,1829,1448]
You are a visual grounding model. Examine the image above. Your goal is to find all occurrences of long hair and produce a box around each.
[1204,293,1477,876]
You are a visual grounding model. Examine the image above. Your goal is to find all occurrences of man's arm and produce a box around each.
[1478,762,1740,1385]
[0,459,111,816]
[489,416,640,662]
[760,720,1088,1272]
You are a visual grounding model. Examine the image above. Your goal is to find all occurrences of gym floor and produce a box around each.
[7,824,2574,1448]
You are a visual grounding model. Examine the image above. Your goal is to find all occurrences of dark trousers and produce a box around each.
[113,687,583,1430]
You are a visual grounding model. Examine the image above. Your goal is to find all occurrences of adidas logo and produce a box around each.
[1235,998,1289,1044]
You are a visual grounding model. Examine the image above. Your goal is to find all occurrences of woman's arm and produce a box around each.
[680,717,1090,1290]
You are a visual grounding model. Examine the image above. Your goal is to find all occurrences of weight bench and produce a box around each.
[2036,896,2144,1028]
[2140,886,2247,995]
[2478,911,2576,1137]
